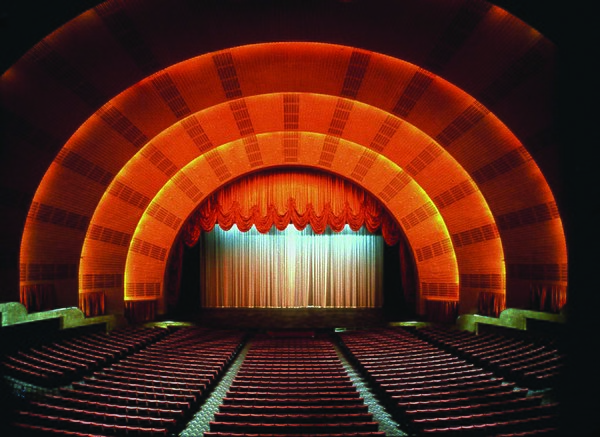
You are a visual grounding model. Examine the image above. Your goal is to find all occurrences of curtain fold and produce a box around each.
[424,298,458,323]
[183,171,401,247]
[201,224,384,308]
[124,300,157,323]
[79,291,106,317]
[20,284,56,312]
[530,284,567,313]
[477,291,506,317]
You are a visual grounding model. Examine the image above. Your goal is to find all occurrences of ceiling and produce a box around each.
[0,0,582,318]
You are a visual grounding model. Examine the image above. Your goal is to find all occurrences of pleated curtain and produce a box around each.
[200,224,384,308]
[178,170,401,309]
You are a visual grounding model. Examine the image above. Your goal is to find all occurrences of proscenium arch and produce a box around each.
[124,134,458,314]
[19,42,565,317]
[81,90,504,316]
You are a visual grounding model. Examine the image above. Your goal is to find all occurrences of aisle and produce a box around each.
[179,340,252,436]
[333,338,407,436]
[180,331,406,436]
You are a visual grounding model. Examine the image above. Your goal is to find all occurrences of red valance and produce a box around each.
[477,291,506,318]
[182,170,401,246]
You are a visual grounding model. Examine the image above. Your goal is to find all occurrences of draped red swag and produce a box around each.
[181,171,401,247]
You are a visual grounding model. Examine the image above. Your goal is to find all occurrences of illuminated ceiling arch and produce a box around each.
[5,0,566,317]
[77,87,504,315]
[123,135,459,309]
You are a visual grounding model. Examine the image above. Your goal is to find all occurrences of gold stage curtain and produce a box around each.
[183,170,401,247]
[201,224,384,308]
[20,284,56,312]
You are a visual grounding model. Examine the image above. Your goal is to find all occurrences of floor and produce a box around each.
[178,333,407,436]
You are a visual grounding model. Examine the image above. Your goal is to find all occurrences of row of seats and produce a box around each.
[8,326,246,436]
[221,396,367,407]
[337,328,560,436]
[203,429,385,437]
[5,325,564,436]
[1,326,167,387]
[414,326,565,389]
[12,411,171,436]
[209,333,385,436]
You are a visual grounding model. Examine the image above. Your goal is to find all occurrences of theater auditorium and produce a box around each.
[1,0,594,436]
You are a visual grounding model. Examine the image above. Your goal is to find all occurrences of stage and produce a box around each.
[169,307,416,330]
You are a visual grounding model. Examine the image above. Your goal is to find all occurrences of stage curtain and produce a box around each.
[124,300,157,323]
[424,298,458,324]
[477,291,506,317]
[201,224,384,308]
[530,284,567,313]
[183,170,400,247]
[79,291,105,317]
[20,284,56,312]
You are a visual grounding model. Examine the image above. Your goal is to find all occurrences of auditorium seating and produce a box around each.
[3,323,566,435]
[7,326,246,436]
[337,327,561,436]
[413,326,566,389]
[1,326,168,387]
[207,333,385,436]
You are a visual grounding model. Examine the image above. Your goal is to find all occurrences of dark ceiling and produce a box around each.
[0,0,571,75]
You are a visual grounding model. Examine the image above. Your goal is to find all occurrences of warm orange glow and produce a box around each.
[181,170,402,245]
[16,42,563,318]
[123,133,460,312]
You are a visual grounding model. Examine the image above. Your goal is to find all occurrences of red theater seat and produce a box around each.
[203,433,387,437]
[218,404,370,415]
[403,395,546,420]
[209,421,381,434]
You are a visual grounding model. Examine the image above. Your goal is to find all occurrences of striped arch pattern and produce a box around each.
[9,1,566,318]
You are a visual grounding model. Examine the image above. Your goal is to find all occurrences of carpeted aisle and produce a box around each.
[179,341,252,436]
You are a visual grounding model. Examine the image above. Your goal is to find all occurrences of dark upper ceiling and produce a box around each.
[0,0,569,75]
